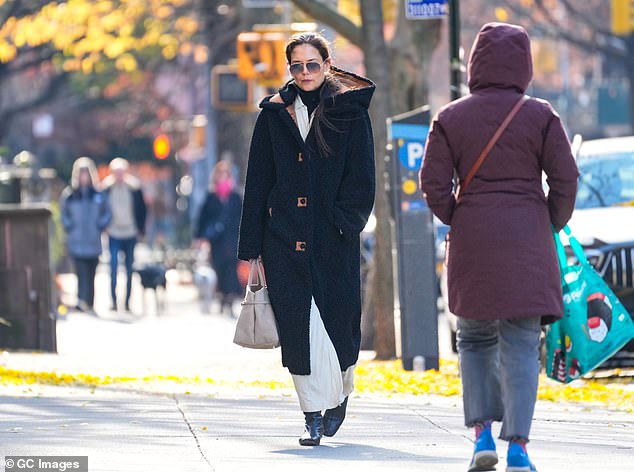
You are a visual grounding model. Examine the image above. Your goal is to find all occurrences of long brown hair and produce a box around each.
[285,32,343,157]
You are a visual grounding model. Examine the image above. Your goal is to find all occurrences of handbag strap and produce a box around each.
[553,225,590,269]
[457,95,529,202]
[247,258,267,287]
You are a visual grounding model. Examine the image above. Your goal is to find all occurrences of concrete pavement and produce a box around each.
[1,388,633,472]
[1,266,633,471]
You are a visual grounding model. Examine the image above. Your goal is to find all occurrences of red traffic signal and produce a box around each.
[153,134,170,160]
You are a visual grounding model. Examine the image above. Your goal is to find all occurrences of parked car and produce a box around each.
[441,135,634,365]
[567,135,634,367]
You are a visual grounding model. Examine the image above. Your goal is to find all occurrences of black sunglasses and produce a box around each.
[289,61,323,76]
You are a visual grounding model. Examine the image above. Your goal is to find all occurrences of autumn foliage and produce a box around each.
[0,0,202,72]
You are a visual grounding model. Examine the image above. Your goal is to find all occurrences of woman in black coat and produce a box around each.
[238,32,375,446]
[196,161,243,315]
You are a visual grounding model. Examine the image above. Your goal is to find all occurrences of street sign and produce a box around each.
[242,0,289,7]
[405,0,448,20]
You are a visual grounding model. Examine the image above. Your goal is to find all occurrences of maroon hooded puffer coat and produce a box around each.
[419,23,579,323]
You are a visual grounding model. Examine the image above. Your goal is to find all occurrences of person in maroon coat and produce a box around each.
[420,23,579,472]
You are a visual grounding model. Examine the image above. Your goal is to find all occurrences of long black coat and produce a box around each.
[238,68,376,375]
[196,191,243,296]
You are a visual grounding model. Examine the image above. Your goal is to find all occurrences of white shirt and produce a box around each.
[294,95,314,142]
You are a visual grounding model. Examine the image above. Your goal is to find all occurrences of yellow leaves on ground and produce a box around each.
[538,377,634,412]
[0,0,201,69]
[356,361,633,413]
[1,360,632,413]
[355,360,462,396]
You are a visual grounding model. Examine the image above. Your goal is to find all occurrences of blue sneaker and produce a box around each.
[468,428,498,471]
[506,442,537,472]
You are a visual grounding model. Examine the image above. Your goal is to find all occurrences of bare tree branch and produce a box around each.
[289,0,362,47]
[0,70,68,140]
[0,46,56,79]
[500,0,629,60]
[558,0,613,38]
[0,0,49,24]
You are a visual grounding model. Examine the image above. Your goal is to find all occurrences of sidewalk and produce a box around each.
[1,388,633,472]
[1,268,633,471]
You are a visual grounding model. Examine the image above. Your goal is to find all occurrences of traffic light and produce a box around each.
[612,0,634,36]
[212,64,255,112]
[153,134,170,160]
[237,32,287,86]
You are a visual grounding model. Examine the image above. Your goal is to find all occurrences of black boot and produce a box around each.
[323,396,348,437]
[299,411,323,446]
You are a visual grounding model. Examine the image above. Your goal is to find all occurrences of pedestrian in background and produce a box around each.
[420,23,579,472]
[60,157,111,315]
[148,185,172,249]
[238,32,375,446]
[195,160,242,316]
[103,158,147,312]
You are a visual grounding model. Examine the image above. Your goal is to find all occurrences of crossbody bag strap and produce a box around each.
[456,95,529,202]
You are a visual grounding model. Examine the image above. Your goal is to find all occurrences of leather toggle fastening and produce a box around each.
[295,241,307,252]
[297,197,307,207]
[298,152,303,162]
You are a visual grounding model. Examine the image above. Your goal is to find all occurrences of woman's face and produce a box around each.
[289,44,330,92]
[78,168,91,188]
[213,168,231,184]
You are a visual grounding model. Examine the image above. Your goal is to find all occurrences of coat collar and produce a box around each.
[267,90,305,148]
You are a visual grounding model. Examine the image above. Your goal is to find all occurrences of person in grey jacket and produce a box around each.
[61,157,111,314]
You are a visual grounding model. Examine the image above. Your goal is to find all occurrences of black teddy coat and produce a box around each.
[238,68,376,375]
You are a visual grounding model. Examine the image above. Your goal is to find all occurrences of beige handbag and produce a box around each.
[233,259,280,349]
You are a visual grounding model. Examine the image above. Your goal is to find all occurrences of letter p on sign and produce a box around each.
[407,142,424,169]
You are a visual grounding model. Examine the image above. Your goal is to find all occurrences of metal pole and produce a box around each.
[448,0,462,101]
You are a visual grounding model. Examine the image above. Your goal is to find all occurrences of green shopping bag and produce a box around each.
[546,225,634,383]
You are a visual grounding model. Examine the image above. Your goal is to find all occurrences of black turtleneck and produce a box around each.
[296,82,324,116]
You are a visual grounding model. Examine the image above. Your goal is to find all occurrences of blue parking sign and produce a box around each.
[405,0,447,19]
[398,140,426,171]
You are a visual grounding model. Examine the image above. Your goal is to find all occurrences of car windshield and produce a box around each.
[575,152,634,209]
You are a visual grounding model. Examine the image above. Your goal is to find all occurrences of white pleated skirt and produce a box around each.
[291,297,355,412]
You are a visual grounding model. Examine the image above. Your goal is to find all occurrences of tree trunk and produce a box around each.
[389,9,442,113]
[360,0,395,359]
[626,33,634,133]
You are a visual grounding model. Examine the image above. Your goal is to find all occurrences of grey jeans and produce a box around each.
[457,316,542,441]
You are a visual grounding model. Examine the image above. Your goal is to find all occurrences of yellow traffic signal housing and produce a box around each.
[612,0,634,36]
[237,32,261,80]
[237,31,287,86]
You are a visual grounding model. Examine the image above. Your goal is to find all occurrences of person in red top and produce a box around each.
[195,161,243,316]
